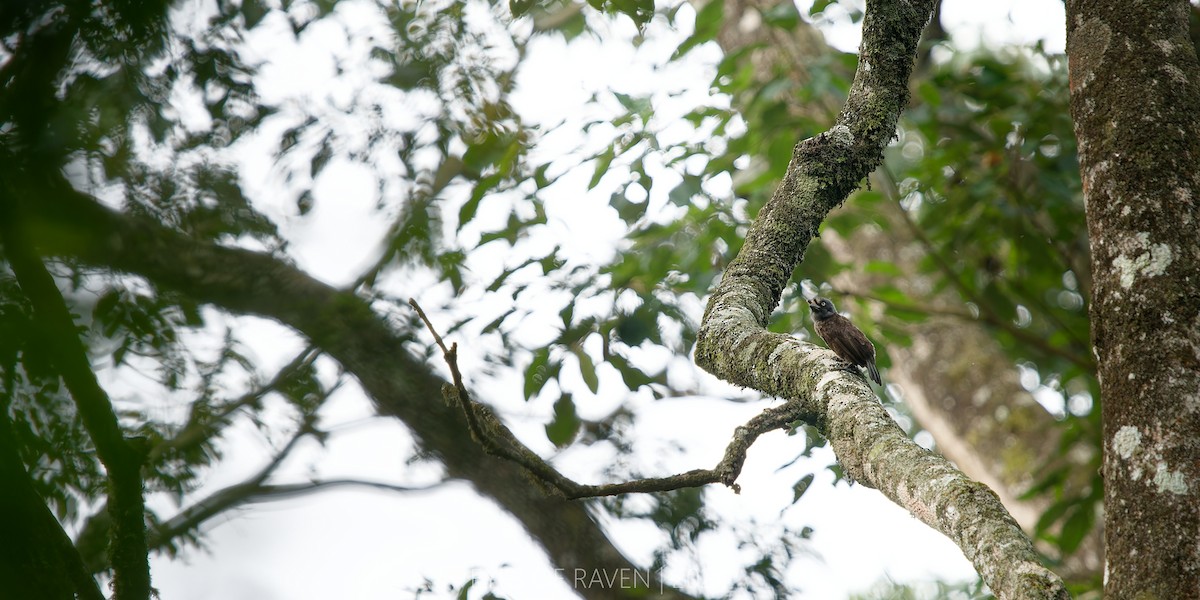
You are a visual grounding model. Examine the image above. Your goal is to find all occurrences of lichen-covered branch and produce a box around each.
[692,0,1068,598]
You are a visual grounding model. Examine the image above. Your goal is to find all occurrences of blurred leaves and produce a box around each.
[544,393,580,447]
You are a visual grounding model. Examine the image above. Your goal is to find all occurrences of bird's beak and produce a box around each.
[806,298,819,310]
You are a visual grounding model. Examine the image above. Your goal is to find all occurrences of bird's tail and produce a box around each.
[867,361,882,385]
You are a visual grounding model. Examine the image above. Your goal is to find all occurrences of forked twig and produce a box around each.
[407,299,492,450]
[407,299,818,498]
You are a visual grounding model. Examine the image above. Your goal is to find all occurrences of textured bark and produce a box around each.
[1065,0,1200,597]
[0,412,105,600]
[712,0,1101,578]
[694,0,1067,597]
[14,178,695,600]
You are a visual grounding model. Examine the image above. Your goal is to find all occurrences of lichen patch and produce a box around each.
[1114,232,1173,288]
[1113,425,1141,459]
[1153,463,1189,495]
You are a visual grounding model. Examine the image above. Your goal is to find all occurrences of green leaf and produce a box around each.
[761,0,800,28]
[607,0,654,27]
[573,346,599,394]
[826,463,845,484]
[614,307,658,346]
[589,144,615,190]
[668,175,702,206]
[613,91,652,115]
[612,190,648,223]
[800,425,827,456]
[1034,498,1072,537]
[1058,503,1095,554]
[807,0,835,16]
[863,260,904,277]
[310,134,333,178]
[241,0,269,28]
[296,190,314,216]
[545,393,580,447]
[462,133,505,173]
[509,0,535,19]
[791,473,814,504]
[456,578,476,600]
[523,347,551,401]
[480,307,517,333]
[607,352,662,391]
[458,173,502,231]
[671,0,723,60]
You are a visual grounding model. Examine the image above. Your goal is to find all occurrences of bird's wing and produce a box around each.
[825,316,877,369]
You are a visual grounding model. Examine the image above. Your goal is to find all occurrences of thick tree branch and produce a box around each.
[692,0,1068,598]
[19,178,699,600]
[0,197,151,600]
[713,0,1103,580]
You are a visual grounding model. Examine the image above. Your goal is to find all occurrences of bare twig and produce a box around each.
[407,300,816,498]
[155,478,445,542]
[407,299,494,451]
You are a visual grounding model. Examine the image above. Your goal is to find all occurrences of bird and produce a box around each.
[807,296,882,385]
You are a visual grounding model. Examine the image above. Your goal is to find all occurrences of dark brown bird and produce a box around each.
[807,297,882,385]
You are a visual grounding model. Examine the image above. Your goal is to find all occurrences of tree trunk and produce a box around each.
[1065,0,1200,597]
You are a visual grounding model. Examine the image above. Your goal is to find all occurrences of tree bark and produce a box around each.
[1065,0,1200,597]
[0,411,105,600]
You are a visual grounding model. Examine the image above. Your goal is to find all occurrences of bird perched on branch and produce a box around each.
[807,297,882,385]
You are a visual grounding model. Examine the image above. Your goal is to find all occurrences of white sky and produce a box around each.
[141,1,1068,599]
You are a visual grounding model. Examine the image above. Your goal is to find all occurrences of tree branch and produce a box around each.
[77,358,344,573]
[691,0,1069,598]
[409,298,818,498]
[0,409,105,600]
[151,427,442,549]
[20,178,701,599]
[0,196,151,600]
[149,479,445,555]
